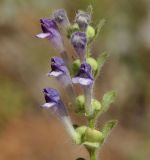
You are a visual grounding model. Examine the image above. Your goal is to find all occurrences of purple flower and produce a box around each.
[75,10,91,30]
[47,57,71,86]
[72,63,93,86]
[42,88,80,143]
[42,88,67,117]
[48,57,68,76]
[36,18,64,52]
[71,32,87,63]
[47,57,76,104]
[53,9,70,28]
[72,63,94,116]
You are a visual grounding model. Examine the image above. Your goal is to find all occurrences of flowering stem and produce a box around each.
[90,151,97,160]
[61,116,80,144]
[61,50,70,68]
[86,148,97,160]
[84,84,93,116]
[88,117,95,129]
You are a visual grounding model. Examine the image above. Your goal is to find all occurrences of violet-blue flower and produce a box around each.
[72,63,94,116]
[42,87,80,143]
[53,9,70,28]
[47,57,71,86]
[36,18,64,53]
[71,32,87,63]
[42,87,67,117]
[72,63,93,86]
[75,10,91,31]
[47,57,76,105]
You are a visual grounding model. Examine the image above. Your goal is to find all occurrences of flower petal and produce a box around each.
[36,33,50,38]
[47,71,63,77]
[72,77,93,86]
[41,102,56,108]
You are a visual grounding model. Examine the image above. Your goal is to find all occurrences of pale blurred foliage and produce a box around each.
[0,0,150,160]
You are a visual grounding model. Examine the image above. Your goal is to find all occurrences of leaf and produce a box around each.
[94,52,109,78]
[101,90,116,112]
[102,120,118,138]
[94,18,106,40]
[86,5,93,15]
[87,19,106,46]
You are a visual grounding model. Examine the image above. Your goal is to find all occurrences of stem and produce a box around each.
[90,151,97,160]
[84,84,93,116]
[88,117,95,128]
[88,149,97,160]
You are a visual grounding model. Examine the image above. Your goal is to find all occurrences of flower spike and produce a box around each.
[71,32,87,63]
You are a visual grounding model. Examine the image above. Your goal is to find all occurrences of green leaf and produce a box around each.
[101,90,116,112]
[102,120,118,138]
[94,52,109,78]
[87,19,106,46]
[94,18,106,40]
[86,5,93,15]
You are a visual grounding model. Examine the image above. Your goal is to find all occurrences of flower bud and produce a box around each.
[86,25,95,41]
[76,95,101,113]
[84,128,104,143]
[87,57,98,74]
[72,59,80,76]
[75,10,91,31]
[76,126,87,137]
[71,32,87,63]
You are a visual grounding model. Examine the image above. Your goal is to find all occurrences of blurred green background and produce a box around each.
[0,0,150,160]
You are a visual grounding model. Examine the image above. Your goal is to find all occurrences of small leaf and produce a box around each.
[94,52,109,78]
[94,18,106,40]
[102,120,118,138]
[101,90,116,112]
[86,5,93,15]
[87,19,106,46]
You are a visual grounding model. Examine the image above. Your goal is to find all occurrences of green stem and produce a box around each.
[89,149,97,160]
[88,117,95,128]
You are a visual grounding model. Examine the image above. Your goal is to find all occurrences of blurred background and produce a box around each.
[0,0,150,160]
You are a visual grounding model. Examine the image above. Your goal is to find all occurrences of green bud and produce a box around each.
[86,25,95,41]
[72,23,80,30]
[76,95,85,112]
[76,95,101,113]
[72,59,80,76]
[76,126,87,136]
[67,23,80,38]
[87,57,98,74]
[92,99,101,111]
[84,128,104,143]
[72,131,81,144]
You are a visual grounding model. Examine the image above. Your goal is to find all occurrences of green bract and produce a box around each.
[84,128,104,143]
[86,25,95,42]
[76,95,101,113]
[72,57,98,76]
